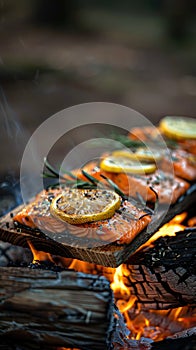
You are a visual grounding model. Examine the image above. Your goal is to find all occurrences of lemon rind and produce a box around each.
[50,191,121,225]
[112,149,162,162]
[100,157,156,174]
[160,117,196,140]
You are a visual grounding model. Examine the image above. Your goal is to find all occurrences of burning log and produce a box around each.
[151,330,196,350]
[125,228,196,309]
[0,267,114,350]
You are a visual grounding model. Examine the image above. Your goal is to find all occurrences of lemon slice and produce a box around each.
[50,188,121,224]
[112,148,162,162]
[100,155,156,174]
[160,116,196,140]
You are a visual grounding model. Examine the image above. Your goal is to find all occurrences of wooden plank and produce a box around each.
[0,185,195,267]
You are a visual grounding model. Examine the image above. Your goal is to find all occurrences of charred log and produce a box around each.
[125,229,196,309]
[151,334,196,350]
[0,267,114,350]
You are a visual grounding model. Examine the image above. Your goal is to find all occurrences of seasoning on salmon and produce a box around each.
[13,188,151,245]
[128,126,162,143]
[110,170,189,204]
[161,149,196,181]
[129,126,196,155]
[13,189,67,234]
[50,188,121,224]
[74,161,190,204]
[178,139,196,155]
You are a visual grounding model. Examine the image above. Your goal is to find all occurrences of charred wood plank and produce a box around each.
[0,186,195,267]
[0,267,114,350]
[124,229,196,309]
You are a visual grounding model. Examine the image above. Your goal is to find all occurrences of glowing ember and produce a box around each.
[28,213,195,342]
[107,212,195,341]
[109,262,195,341]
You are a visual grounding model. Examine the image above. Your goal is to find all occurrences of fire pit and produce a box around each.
[0,205,195,349]
[0,116,196,349]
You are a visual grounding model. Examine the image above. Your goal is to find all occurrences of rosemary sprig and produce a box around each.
[111,133,144,148]
[100,174,127,200]
[60,169,77,179]
[43,158,128,199]
[74,183,97,189]
[81,169,99,185]
[44,157,66,181]
[112,132,179,152]
[43,173,58,179]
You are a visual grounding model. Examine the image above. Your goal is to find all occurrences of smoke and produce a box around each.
[0,87,30,212]
[0,86,29,176]
[0,87,22,139]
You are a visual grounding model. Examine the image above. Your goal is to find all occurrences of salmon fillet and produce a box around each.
[74,161,190,204]
[129,126,196,154]
[161,149,196,181]
[128,126,161,143]
[129,127,196,181]
[178,139,196,155]
[13,188,67,233]
[109,171,189,204]
[13,189,151,245]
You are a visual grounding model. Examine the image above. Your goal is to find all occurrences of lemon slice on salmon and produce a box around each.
[160,116,196,140]
[112,148,162,162]
[50,188,121,224]
[100,155,156,174]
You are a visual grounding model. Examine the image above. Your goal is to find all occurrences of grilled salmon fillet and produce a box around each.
[13,188,66,233]
[128,126,161,143]
[161,149,196,181]
[129,126,196,155]
[13,189,151,245]
[73,161,190,204]
[177,139,196,155]
[129,127,196,181]
[112,171,189,204]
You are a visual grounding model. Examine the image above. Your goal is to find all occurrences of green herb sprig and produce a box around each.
[43,158,127,198]
[43,157,159,219]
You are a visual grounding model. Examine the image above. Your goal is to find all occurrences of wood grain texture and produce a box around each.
[0,267,114,350]
[0,186,195,267]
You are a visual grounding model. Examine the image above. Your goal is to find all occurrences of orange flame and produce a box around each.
[139,212,187,250]
[28,213,195,342]
[28,241,55,264]
[108,212,193,340]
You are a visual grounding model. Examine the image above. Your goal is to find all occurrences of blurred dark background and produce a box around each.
[0,0,196,179]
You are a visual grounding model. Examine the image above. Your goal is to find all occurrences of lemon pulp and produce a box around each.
[160,116,196,140]
[50,188,121,224]
[100,155,156,174]
[112,148,162,162]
